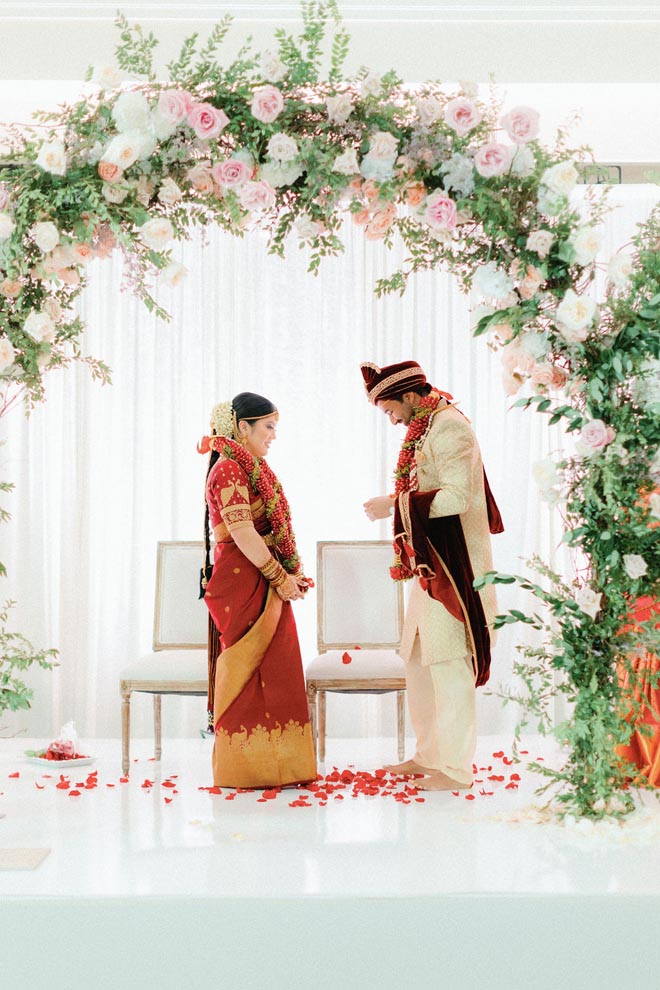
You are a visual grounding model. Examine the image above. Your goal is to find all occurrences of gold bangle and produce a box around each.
[259,556,287,588]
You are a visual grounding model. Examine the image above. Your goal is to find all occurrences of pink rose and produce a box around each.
[251,85,285,124]
[187,102,230,140]
[158,89,192,125]
[474,143,512,178]
[580,419,616,453]
[211,159,252,188]
[424,191,457,230]
[500,106,540,144]
[444,97,482,137]
[238,179,276,212]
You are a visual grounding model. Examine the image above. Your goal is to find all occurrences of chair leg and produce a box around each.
[153,694,162,762]
[121,688,131,777]
[397,690,406,761]
[318,689,327,763]
[306,683,317,757]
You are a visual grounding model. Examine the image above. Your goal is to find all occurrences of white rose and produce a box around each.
[103,183,129,204]
[24,310,56,343]
[159,261,188,288]
[368,131,399,161]
[541,160,579,198]
[92,65,122,89]
[648,492,660,520]
[333,147,360,176]
[0,337,15,372]
[294,214,323,242]
[570,226,602,267]
[31,221,60,253]
[360,72,382,98]
[623,554,648,580]
[0,212,16,241]
[151,110,177,142]
[359,155,395,182]
[473,261,515,301]
[555,289,596,335]
[157,177,183,205]
[414,95,443,127]
[574,587,602,621]
[112,91,151,133]
[459,80,479,98]
[266,132,299,163]
[259,160,303,188]
[519,331,549,360]
[36,139,66,176]
[103,130,155,170]
[608,253,633,287]
[510,144,536,178]
[260,51,287,83]
[326,94,353,125]
[526,229,554,259]
[140,217,174,251]
[532,458,560,493]
[537,186,565,217]
[441,154,475,197]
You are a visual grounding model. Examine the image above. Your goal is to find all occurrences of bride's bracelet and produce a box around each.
[259,556,288,589]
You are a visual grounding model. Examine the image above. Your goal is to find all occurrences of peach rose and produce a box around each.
[501,371,523,396]
[444,97,482,137]
[404,181,426,206]
[0,278,21,299]
[550,365,569,389]
[517,264,544,301]
[238,180,276,212]
[187,102,230,140]
[58,268,80,286]
[531,363,554,387]
[424,191,457,230]
[187,163,214,194]
[362,180,380,202]
[250,85,284,124]
[474,143,512,178]
[352,208,371,227]
[364,203,397,240]
[500,106,540,144]
[0,337,15,372]
[211,159,252,188]
[98,160,123,184]
[72,242,93,265]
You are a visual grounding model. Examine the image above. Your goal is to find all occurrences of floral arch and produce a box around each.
[0,2,658,819]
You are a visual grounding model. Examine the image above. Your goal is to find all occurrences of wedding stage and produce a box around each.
[1,733,658,990]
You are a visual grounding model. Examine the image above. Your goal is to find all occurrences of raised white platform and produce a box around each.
[1,735,659,990]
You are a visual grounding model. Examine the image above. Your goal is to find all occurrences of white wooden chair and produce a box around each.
[119,541,208,775]
[305,540,406,762]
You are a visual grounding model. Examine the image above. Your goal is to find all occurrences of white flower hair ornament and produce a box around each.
[210,401,234,438]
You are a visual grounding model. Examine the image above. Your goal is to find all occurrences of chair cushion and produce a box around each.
[119,649,208,687]
[306,649,405,681]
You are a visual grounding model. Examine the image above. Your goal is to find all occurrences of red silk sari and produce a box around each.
[205,458,317,789]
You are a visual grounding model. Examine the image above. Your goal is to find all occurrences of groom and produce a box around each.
[361,360,503,791]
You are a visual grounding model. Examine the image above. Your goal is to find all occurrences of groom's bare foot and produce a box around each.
[414,771,472,791]
[382,759,425,775]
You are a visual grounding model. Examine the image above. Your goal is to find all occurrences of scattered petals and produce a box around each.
[341,652,352,664]
[69,789,81,797]
[8,772,19,778]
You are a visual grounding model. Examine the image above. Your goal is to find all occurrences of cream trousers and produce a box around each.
[406,636,476,786]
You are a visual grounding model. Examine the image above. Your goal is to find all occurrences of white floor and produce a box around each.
[1,734,659,990]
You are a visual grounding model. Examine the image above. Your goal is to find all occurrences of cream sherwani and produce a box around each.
[399,400,497,785]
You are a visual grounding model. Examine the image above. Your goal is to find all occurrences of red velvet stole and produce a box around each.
[394,488,497,687]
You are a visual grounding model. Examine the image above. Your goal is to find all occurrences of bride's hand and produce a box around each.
[276,573,304,602]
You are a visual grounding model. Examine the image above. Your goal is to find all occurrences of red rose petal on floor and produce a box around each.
[35,783,45,789]
[119,777,129,783]
[479,789,494,796]
[503,756,514,765]
[56,780,70,790]
[164,797,172,804]
[487,774,505,781]
[465,794,476,800]
[141,780,154,789]
[257,798,267,802]
[519,750,529,755]
[8,772,19,778]
[106,784,115,788]
[69,789,81,797]
[319,801,327,806]
[492,751,504,758]
[374,768,386,779]
[225,793,236,800]
[162,781,176,788]
[208,786,222,795]
[353,645,362,649]
[510,773,521,781]
[334,794,344,800]
[414,797,425,803]
[451,791,459,796]
[505,783,519,790]
[474,778,484,783]
[341,652,352,664]
[536,757,544,761]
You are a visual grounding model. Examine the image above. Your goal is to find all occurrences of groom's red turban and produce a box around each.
[360,361,427,404]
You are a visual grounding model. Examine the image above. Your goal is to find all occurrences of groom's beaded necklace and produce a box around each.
[211,436,301,573]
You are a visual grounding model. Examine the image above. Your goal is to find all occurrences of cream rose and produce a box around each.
[31,221,59,254]
[112,91,151,133]
[0,278,21,299]
[36,139,66,176]
[648,492,660,520]
[43,297,63,322]
[187,163,214,194]
[295,214,324,241]
[570,226,602,267]
[259,161,302,188]
[579,419,616,454]
[160,262,188,288]
[0,212,16,241]
[474,143,512,178]
[24,310,56,343]
[188,102,230,140]
[103,183,129,204]
[333,147,360,176]
[0,337,15,372]
[360,73,382,98]
[444,97,482,137]
[266,132,298,162]
[238,180,277,212]
[556,289,596,336]
[500,106,540,144]
[526,229,554,259]
[326,94,353,125]
[623,554,648,580]
[541,160,579,198]
[473,261,514,301]
[415,95,443,127]
[260,51,287,83]
[368,131,399,161]
[574,587,602,620]
[211,159,252,188]
[139,217,175,251]
[91,65,122,89]
[158,178,183,205]
[608,253,633,287]
[532,458,561,493]
[424,191,457,231]
[135,175,155,206]
[103,131,152,169]
[251,85,284,124]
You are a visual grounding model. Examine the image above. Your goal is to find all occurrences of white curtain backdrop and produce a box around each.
[1,185,658,742]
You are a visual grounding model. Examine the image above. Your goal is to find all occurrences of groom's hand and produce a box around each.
[363,496,395,521]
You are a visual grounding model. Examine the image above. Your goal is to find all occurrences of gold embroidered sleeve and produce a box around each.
[220,504,254,532]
